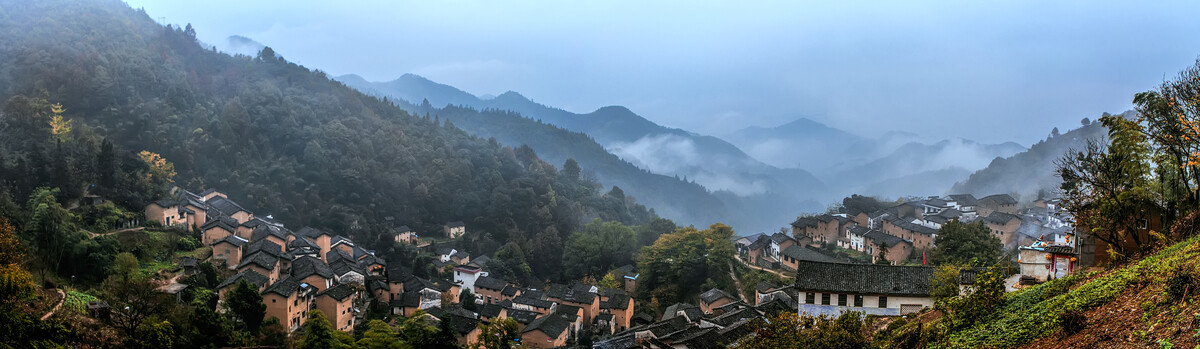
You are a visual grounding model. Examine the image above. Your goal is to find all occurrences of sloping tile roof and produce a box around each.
[291,256,334,280]
[263,277,311,297]
[781,245,840,263]
[318,284,355,301]
[984,212,1020,225]
[792,261,934,296]
[214,234,249,247]
[863,230,908,248]
[478,303,504,318]
[236,251,279,270]
[506,308,539,324]
[523,314,571,338]
[216,269,269,290]
[474,275,508,291]
[981,194,1018,206]
[207,196,249,216]
[699,288,734,305]
[948,194,979,207]
[295,227,331,239]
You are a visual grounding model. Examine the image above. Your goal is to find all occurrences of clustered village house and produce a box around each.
[148,188,1095,348]
[147,188,651,348]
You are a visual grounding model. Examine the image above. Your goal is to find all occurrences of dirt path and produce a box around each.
[728,263,749,302]
[734,254,789,278]
[85,226,144,238]
[40,289,66,321]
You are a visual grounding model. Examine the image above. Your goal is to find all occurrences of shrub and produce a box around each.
[1163,266,1197,301]
[1058,310,1087,335]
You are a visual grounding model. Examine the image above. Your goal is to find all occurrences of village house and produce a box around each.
[236,252,282,285]
[1077,203,1169,267]
[599,292,635,332]
[792,215,856,245]
[983,212,1023,247]
[779,244,839,271]
[863,230,913,265]
[547,283,600,324]
[444,221,466,239]
[212,235,248,269]
[452,256,490,293]
[144,199,183,227]
[1018,244,1078,283]
[473,275,508,304]
[201,216,239,246]
[513,290,557,316]
[315,284,357,332]
[842,226,870,251]
[206,196,253,224]
[520,313,571,348]
[977,194,1018,217]
[947,194,979,215]
[291,256,335,292]
[391,225,418,245]
[698,288,736,314]
[881,217,937,250]
[615,265,640,293]
[794,261,935,317]
[262,277,318,332]
[216,270,269,299]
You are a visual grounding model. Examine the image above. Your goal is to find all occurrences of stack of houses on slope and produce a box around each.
[738,193,1075,268]
[149,187,646,348]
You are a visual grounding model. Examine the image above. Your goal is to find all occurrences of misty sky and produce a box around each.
[125,0,1200,145]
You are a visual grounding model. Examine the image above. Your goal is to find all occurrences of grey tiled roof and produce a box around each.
[216,269,269,290]
[792,260,934,296]
[319,284,356,301]
[699,288,733,305]
[522,313,570,338]
[780,245,839,263]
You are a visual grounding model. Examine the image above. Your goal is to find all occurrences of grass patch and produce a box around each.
[62,290,98,313]
[934,237,1200,348]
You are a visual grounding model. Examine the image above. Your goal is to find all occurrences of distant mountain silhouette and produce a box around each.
[952,116,1113,200]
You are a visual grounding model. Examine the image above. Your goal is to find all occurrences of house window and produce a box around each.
[1137,219,1149,229]
[838,294,847,306]
[821,293,831,305]
[878,296,888,308]
[854,295,863,307]
[806,293,815,304]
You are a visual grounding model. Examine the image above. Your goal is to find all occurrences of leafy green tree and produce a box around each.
[111,252,139,278]
[1058,114,1162,259]
[936,264,1007,331]
[929,220,1002,267]
[356,320,404,349]
[738,312,869,349]
[636,217,677,248]
[637,223,736,305]
[103,272,172,339]
[25,187,82,281]
[298,310,351,349]
[563,220,637,280]
[488,242,533,285]
[459,288,477,311]
[472,318,520,349]
[399,311,438,347]
[187,293,235,348]
[226,280,266,334]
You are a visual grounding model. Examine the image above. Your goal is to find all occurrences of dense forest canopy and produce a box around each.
[0,0,666,279]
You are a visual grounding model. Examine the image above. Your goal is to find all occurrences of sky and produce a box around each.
[124,0,1200,145]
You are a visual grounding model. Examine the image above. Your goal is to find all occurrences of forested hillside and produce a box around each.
[339,73,829,233]
[399,103,730,229]
[952,117,1111,199]
[0,0,660,272]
